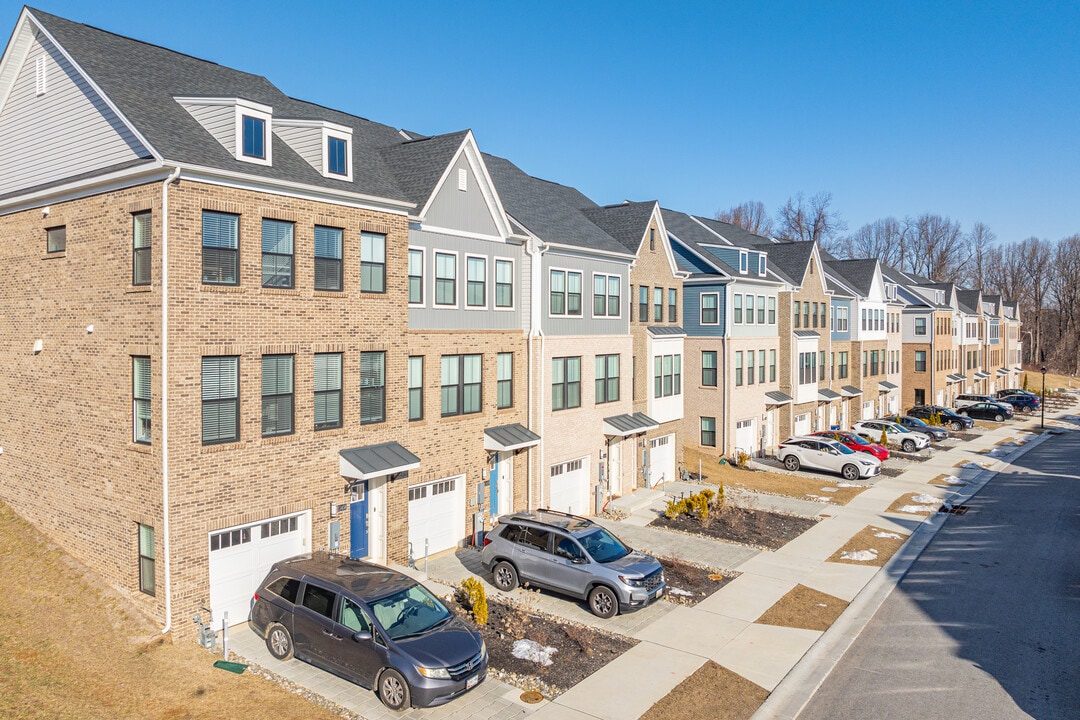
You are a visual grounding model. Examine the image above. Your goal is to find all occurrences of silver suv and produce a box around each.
[480,509,665,618]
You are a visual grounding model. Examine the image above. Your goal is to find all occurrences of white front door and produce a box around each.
[648,434,675,487]
[550,457,590,515]
[208,512,309,627]
[496,452,513,517]
[408,475,465,557]
[608,442,622,496]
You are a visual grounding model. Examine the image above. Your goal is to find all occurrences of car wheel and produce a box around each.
[841,464,860,481]
[265,622,293,661]
[902,439,916,453]
[783,455,801,472]
[994,413,1004,422]
[588,585,618,619]
[378,668,411,710]
[952,421,964,431]
[1022,406,1033,415]
[492,560,519,592]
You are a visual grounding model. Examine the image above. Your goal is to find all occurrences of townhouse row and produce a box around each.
[0,8,1022,639]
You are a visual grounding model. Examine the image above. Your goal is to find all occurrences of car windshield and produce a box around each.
[370,583,452,640]
[845,433,871,446]
[832,442,855,455]
[905,417,929,427]
[578,527,631,563]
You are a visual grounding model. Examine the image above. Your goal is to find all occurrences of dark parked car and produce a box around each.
[995,388,1037,399]
[997,393,1040,414]
[881,414,949,442]
[906,405,975,431]
[956,402,1014,422]
[481,509,665,618]
[251,553,486,711]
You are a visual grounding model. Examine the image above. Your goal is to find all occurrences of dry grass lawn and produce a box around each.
[683,447,867,506]
[755,585,848,631]
[639,660,769,720]
[885,492,941,515]
[827,525,909,566]
[0,502,342,720]
[929,473,967,488]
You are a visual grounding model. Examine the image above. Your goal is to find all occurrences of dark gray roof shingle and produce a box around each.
[580,201,657,254]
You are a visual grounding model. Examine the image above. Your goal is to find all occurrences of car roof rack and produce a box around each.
[508,508,595,531]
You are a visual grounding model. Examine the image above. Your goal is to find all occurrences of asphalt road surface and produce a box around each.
[798,429,1080,720]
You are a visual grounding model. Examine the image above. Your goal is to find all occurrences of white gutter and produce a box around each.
[160,165,181,634]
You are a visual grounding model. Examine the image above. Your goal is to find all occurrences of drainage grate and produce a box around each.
[939,504,969,515]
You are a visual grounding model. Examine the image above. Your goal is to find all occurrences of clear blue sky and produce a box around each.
[5,1,1078,244]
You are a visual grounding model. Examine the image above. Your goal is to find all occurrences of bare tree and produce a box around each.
[906,214,968,280]
[963,221,996,289]
[774,191,847,251]
[1016,237,1053,366]
[1049,234,1080,374]
[837,217,909,268]
[715,200,773,236]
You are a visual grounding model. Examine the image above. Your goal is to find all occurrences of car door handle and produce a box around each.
[323,629,342,640]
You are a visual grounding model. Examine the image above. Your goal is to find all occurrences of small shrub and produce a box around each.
[879,428,889,446]
[1022,373,1029,391]
[735,450,751,467]
[459,576,488,625]
[665,489,718,525]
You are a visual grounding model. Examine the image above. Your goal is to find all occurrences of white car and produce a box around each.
[851,420,930,453]
[776,436,882,481]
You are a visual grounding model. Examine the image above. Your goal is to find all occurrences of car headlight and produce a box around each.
[480,640,487,659]
[416,665,452,679]
[619,575,645,587]
[859,459,873,466]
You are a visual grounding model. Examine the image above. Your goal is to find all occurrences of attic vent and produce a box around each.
[35,56,46,96]
[458,168,467,192]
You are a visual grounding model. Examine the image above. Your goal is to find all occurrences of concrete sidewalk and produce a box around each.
[224,411,1070,720]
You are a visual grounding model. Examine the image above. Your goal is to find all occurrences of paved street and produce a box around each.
[797,428,1080,720]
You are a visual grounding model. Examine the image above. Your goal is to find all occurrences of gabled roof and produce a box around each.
[661,208,731,276]
[580,201,657,254]
[377,130,470,209]
[825,274,856,299]
[692,217,771,248]
[752,241,817,290]
[956,289,982,315]
[825,259,880,298]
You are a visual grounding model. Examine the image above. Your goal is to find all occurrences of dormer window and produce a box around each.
[739,250,748,274]
[242,115,265,159]
[757,255,766,276]
[327,136,347,176]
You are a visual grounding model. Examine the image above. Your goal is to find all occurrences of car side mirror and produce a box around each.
[571,556,588,565]
[352,631,373,643]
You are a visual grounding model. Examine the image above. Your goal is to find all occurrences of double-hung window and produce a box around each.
[442,354,482,416]
[360,352,386,424]
[593,274,621,317]
[638,286,649,322]
[838,351,848,379]
[133,356,151,444]
[550,270,582,316]
[653,287,663,321]
[408,356,424,421]
[551,357,581,410]
[735,352,743,386]
[759,350,766,383]
[914,317,927,335]
[261,354,294,437]
[769,349,777,382]
[793,301,801,328]
[408,249,424,304]
[595,354,620,404]
[803,302,809,328]
[702,351,717,386]
[701,417,716,447]
[202,211,239,285]
[202,357,239,444]
[327,136,348,176]
[915,350,927,372]
[314,226,343,291]
[747,349,756,384]
[137,524,155,596]
[435,253,456,305]
[757,296,766,324]
[261,219,294,288]
[734,294,743,323]
[497,353,513,409]
[467,256,486,307]
[701,294,718,324]
[811,302,818,328]
[746,295,756,325]
[495,259,513,308]
[242,115,265,159]
[314,352,342,430]
[654,354,681,397]
[668,289,677,322]
[361,232,386,293]
[132,212,151,285]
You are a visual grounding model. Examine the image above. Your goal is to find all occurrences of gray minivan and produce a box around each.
[250,553,486,711]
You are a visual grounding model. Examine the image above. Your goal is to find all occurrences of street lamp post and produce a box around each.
[1041,366,1047,429]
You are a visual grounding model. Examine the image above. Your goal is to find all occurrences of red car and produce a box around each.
[811,430,890,461]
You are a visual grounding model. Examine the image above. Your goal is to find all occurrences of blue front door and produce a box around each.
[489,457,499,513]
[350,483,368,558]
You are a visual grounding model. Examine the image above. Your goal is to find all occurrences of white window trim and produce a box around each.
[234,99,273,167]
[322,125,353,181]
[433,249,459,309]
[548,266,583,319]
[407,246,425,308]
[739,250,748,274]
[745,293,756,325]
[493,256,515,312]
[757,255,766,276]
[591,272,622,320]
[700,292,720,325]
[464,253,488,311]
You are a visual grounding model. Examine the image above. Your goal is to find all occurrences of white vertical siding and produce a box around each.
[0,34,147,195]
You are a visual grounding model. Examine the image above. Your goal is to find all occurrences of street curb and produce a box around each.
[749,428,1055,720]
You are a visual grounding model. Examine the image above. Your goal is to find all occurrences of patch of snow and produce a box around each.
[961,462,985,470]
[898,504,938,514]
[836,481,860,487]
[911,493,938,503]
[512,639,557,666]
[840,549,878,561]
[941,475,965,485]
[667,587,693,597]
[805,495,833,503]
[874,531,902,539]
[819,487,839,493]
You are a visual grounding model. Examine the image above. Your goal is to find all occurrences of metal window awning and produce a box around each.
[603,412,660,437]
[947,374,966,383]
[1013,366,1022,372]
[764,391,793,406]
[878,381,899,391]
[793,330,820,338]
[996,368,1010,376]
[647,325,687,337]
[974,371,991,379]
[340,442,420,481]
[818,388,842,401]
[484,423,541,452]
[840,385,862,397]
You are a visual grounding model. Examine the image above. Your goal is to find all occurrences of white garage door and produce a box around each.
[794,413,811,436]
[862,401,874,420]
[648,434,675,487]
[209,512,308,627]
[549,457,590,515]
[408,475,465,557]
[735,420,755,457]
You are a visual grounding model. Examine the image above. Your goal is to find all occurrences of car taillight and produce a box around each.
[253,593,259,602]
[483,536,492,546]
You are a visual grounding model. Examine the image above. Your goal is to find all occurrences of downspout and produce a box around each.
[721,337,729,456]
[160,165,181,634]
[524,237,547,511]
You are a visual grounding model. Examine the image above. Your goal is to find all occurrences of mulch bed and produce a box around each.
[448,595,636,698]
[879,467,905,477]
[658,557,738,606]
[950,432,980,441]
[650,506,818,550]
[892,450,933,462]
